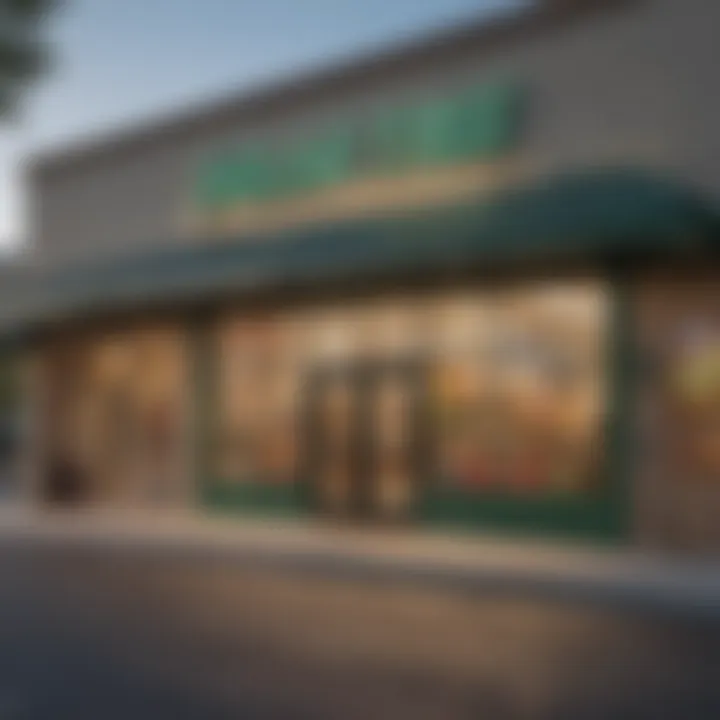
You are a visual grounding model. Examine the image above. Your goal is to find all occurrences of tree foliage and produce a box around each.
[0,0,57,114]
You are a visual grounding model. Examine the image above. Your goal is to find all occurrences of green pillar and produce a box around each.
[603,274,636,543]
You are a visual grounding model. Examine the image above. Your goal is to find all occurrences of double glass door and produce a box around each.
[302,360,427,522]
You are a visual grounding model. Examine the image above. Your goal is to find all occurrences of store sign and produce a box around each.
[194,81,524,218]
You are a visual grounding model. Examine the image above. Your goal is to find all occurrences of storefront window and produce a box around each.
[214,316,301,486]
[45,329,188,505]
[665,312,720,481]
[211,286,607,499]
[431,284,608,495]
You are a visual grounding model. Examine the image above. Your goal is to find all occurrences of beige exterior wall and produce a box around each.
[29,0,720,268]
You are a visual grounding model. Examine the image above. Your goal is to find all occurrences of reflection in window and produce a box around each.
[215,317,300,485]
[432,284,607,495]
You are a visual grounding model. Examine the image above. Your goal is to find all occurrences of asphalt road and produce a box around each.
[0,543,718,720]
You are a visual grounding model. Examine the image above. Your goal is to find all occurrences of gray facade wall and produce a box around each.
[30,0,720,268]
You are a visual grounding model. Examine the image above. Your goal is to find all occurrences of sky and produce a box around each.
[0,0,524,251]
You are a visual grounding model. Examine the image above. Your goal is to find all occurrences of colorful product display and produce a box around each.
[212,283,607,500]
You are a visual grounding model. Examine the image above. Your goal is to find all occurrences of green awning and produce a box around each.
[2,167,718,336]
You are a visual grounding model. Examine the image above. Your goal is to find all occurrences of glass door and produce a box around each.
[302,366,359,518]
[301,360,426,523]
[364,361,425,522]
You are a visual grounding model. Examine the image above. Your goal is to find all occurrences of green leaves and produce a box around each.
[0,37,47,78]
[0,0,57,116]
[2,0,57,19]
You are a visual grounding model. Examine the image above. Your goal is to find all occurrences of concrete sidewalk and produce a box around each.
[1,506,719,619]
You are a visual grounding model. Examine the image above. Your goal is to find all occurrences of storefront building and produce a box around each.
[2,0,719,551]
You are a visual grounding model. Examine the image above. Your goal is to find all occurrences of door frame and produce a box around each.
[298,356,431,523]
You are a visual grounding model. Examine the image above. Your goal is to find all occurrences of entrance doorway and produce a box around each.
[301,359,428,523]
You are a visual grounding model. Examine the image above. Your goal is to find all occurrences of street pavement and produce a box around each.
[2,508,720,619]
[0,542,719,719]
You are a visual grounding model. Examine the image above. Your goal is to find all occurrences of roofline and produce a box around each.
[30,0,629,178]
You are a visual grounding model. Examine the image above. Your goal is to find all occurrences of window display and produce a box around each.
[213,284,608,500]
[431,284,608,495]
[214,316,301,485]
[44,328,188,505]
[665,312,720,481]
